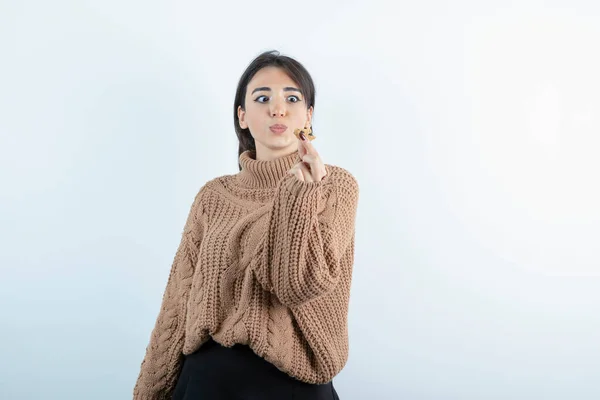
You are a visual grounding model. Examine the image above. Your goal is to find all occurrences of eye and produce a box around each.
[253,95,302,104]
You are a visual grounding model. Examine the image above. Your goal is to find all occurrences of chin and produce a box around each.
[264,136,292,147]
[258,139,296,153]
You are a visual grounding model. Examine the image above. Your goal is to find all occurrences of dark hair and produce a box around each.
[233,50,316,170]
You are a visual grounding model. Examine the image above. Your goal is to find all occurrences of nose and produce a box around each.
[269,98,286,117]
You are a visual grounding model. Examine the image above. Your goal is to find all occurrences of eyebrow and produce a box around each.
[251,86,302,95]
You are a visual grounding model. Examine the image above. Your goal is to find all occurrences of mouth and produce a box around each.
[269,124,288,134]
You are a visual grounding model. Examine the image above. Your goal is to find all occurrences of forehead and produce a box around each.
[248,66,298,88]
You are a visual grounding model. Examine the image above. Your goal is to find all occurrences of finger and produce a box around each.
[287,164,305,182]
[297,132,308,158]
[300,153,326,181]
[299,131,318,156]
[297,162,314,183]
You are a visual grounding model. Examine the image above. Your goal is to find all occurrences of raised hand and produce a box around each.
[287,123,327,182]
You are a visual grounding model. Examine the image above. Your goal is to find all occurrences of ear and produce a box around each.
[238,105,248,129]
[306,106,313,126]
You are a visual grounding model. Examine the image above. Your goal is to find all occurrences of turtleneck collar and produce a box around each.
[236,149,301,188]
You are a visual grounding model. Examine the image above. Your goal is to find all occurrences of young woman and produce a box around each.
[133,50,359,400]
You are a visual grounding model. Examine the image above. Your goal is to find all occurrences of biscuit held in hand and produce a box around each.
[293,126,316,141]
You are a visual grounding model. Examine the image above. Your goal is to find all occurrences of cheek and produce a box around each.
[246,113,262,129]
[244,104,262,124]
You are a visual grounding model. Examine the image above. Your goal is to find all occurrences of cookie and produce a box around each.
[293,126,316,141]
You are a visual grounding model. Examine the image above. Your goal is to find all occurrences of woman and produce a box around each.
[133,50,359,399]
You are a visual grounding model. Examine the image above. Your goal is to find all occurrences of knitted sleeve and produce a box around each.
[252,167,359,308]
[133,189,205,400]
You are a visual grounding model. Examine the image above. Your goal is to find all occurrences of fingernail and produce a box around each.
[300,132,306,141]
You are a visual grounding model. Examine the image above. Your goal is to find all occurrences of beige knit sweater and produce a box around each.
[133,149,360,399]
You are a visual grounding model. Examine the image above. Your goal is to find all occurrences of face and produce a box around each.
[237,66,313,160]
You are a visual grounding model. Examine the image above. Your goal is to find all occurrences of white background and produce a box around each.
[1,0,599,399]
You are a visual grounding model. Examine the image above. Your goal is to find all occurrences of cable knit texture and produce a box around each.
[133,149,359,399]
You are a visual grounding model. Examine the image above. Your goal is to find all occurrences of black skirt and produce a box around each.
[172,337,340,400]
